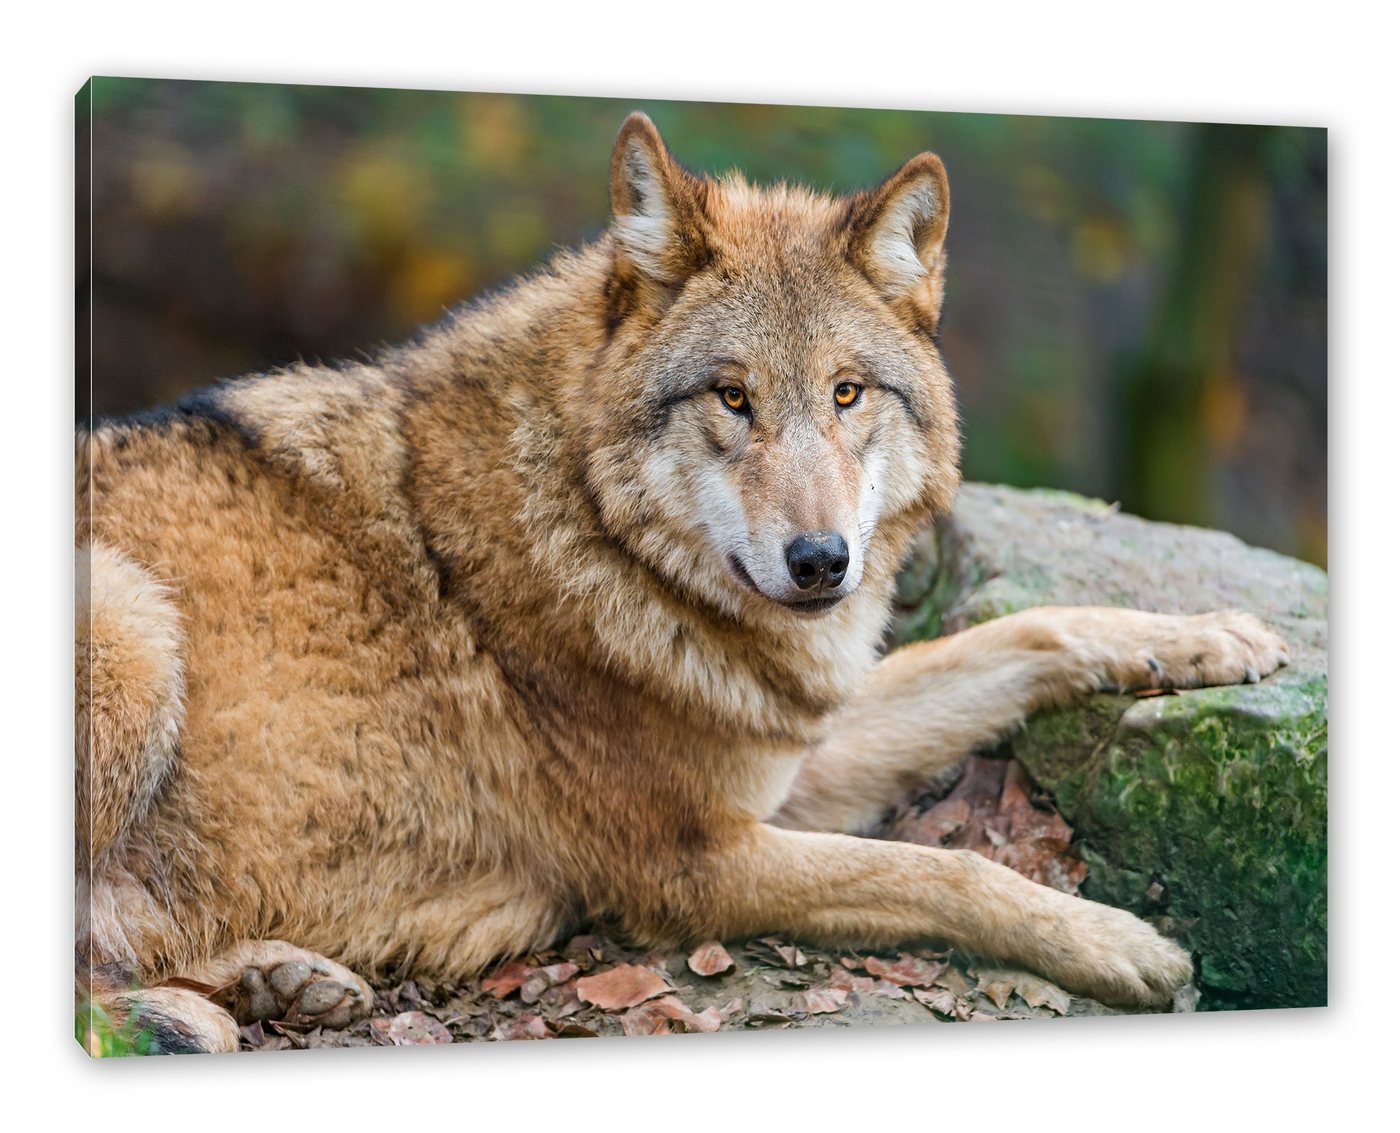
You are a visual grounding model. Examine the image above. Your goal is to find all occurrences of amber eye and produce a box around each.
[719,386,749,413]
[834,381,863,409]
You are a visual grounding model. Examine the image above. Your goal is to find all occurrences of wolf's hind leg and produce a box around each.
[77,540,185,866]
[183,940,374,1030]
[774,605,1288,833]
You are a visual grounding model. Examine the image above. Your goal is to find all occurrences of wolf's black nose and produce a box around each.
[785,531,849,591]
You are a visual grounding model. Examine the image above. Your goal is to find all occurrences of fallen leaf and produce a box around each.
[575,963,670,1011]
[565,934,604,954]
[687,941,736,977]
[548,1021,599,1038]
[620,1004,675,1036]
[972,966,1072,1015]
[976,971,1016,1010]
[382,1010,453,1045]
[266,1019,312,1042]
[536,984,585,1017]
[304,1024,369,1049]
[828,968,908,1000]
[1014,974,1072,1016]
[862,952,946,988]
[911,987,972,1020]
[435,998,489,1023]
[693,1007,726,1031]
[520,961,580,1005]
[482,960,532,998]
[157,976,221,996]
[754,937,808,968]
[636,950,672,978]
[971,967,1072,1016]
[934,967,976,997]
[793,987,849,1015]
[632,995,724,1034]
[743,1012,794,1028]
[914,797,972,842]
[394,979,427,1011]
[491,1014,552,1040]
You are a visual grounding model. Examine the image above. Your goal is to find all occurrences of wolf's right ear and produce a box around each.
[609,113,710,285]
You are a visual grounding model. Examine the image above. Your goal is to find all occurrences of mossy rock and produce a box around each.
[889,483,1328,1010]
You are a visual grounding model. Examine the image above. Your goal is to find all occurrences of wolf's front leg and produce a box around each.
[774,606,1288,833]
[652,824,1191,1009]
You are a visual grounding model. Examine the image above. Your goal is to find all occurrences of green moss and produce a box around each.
[889,524,989,646]
[1013,676,1328,1008]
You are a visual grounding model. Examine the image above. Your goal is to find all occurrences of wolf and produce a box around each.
[77,112,1288,1052]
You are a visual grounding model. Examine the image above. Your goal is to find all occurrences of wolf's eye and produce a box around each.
[719,386,749,413]
[834,381,863,409]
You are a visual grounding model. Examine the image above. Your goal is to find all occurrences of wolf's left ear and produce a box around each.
[845,154,950,329]
[609,112,710,285]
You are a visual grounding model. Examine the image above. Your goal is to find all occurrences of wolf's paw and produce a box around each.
[212,949,372,1029]
[1121,610,1289,692]
[1047,900,1194,1010]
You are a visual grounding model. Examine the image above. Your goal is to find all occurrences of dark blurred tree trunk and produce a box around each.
[77,82,92,426]
[1120,124,1269,526]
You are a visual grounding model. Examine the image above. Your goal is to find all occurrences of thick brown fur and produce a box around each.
[76,113,1288,1051]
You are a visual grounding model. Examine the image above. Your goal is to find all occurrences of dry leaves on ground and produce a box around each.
[687,941,736,977]
[370,1010,454,1045]
[519,962,579,1005]
[828,967,909,1000]
[482,960,532,998]
[861,952,947,988]
[793,987,849,1015]
[575,963,671,1011]
[620,995,736,1035]
[884,755,1089,894]
[970,967,1073,1016]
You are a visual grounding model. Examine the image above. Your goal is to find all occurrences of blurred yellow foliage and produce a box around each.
[487,207,550,265]
[1202,372,1248,455]
[130,148,203,218]
[462,95,529,167]
[1073,218,1129,284]
[1299,505,1328,570]
[393,250,475,326]
[1018,164,1073,225]
[340,149,430,247]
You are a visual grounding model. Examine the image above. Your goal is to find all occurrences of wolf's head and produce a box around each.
[577,114,961,625]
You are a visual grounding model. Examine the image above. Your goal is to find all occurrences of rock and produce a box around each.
[888,483,1328,1010]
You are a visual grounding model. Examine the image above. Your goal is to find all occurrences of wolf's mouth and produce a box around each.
[727,554,764,595]
[727,554,847,615]
[780,594,846,615]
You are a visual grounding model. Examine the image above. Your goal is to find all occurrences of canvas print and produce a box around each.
[75,79,1327,1055]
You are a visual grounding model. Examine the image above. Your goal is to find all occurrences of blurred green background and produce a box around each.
[79,78,1326,565]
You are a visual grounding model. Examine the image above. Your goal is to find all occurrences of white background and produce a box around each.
[8,3,1383,1127]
